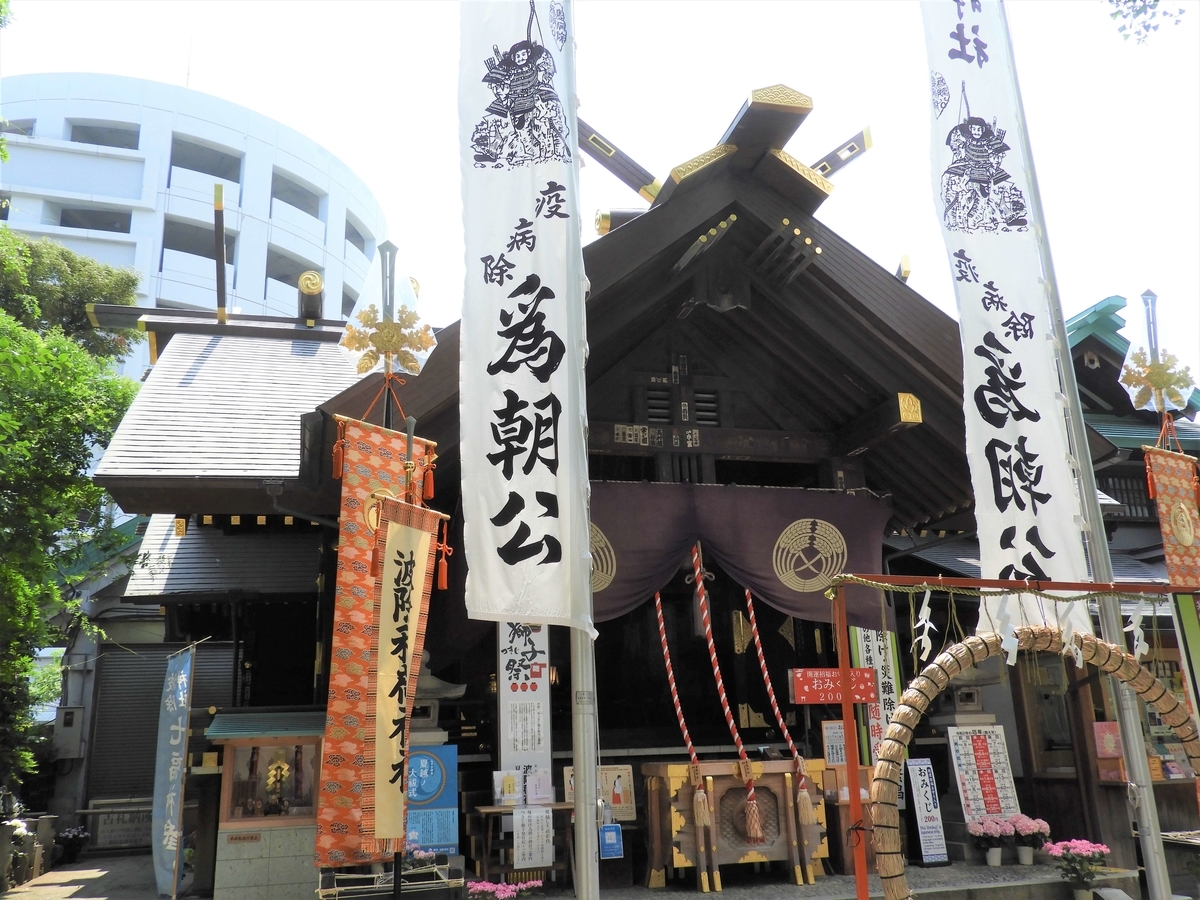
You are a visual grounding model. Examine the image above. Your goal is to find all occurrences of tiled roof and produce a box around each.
[96,333,363,480]
[124,514,321,597]
[206,710,326,740]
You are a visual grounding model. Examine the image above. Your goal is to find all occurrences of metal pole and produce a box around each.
[570,627,600,900]
[997,4,1170,895]
[378,240,397,431]
[834,586,869,900]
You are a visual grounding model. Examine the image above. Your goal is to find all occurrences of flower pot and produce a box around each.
[1017,845,1034,865]
[986,847,1003,866]
[1073,890,1092,900]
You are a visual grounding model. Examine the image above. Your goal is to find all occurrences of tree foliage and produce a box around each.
[0,229,143,361]
[1107,0,1186,43]
[0,306,138,787]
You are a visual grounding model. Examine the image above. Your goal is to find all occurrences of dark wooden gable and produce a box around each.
[379,85,976,531]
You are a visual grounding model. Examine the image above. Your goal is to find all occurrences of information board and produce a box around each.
[512,806,554,869]
[822,721,846,766]
[405,745,458,854]
[565,764,635,821]
[790,667,878,704]
[906,759,949,866]
[946,725,1020,817]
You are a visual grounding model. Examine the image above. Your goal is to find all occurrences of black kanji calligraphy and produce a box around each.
[502,623,547,682]
[953,249,979,283]
[507,218,536,253]
[998,525,1056,581]
[487,275,565,383]
[949,24,988,68]
[1001,311,1035,342]
[535,181,569,219]
[481,253,516,286]
[981,280,1007,311]
[952,0,983,19]
[973,331,1042,428]
[985,435,1052,513]
[488,391,533,481]
[497,523,562,566]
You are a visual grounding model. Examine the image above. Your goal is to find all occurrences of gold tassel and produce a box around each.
[744,795,764,843]
[797,787,817,826]
[693,788,710,829]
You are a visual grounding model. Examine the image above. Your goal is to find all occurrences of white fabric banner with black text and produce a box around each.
[921,0,1090,636]
[459,0,593,634]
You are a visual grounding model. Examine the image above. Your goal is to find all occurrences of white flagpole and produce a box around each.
[996,3,1171,894]
[571,629,600,899]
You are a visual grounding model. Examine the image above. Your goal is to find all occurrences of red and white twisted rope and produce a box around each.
[654,591,699,767]
[691,543,755,804]
[744,589,808,790]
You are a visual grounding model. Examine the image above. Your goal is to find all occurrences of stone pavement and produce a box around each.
[3,853,159,900]
[3,855,1154,900]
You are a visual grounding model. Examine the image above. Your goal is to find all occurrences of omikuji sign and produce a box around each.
[789,667,878,705]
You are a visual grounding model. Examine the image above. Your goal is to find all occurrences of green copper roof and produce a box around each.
[1067,295,1129,357]
[206,711,326,741]
[1085,414,1200,453]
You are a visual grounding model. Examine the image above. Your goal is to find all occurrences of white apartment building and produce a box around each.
[1,73,385,375]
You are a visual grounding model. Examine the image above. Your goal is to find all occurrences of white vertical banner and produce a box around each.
[459,0,594,635]
[852,627,905,808]
[498,622,553,772]
[920,0,1090,635]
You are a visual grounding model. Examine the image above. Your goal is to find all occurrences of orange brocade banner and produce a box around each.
[315,417,432,867]
[1145,445,1200,588]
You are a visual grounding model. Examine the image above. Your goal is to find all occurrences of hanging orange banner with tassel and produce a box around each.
[1144,443,1200,589]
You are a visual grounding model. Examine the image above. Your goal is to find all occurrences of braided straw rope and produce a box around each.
[870,626,1200,900]
[691,544,765,842]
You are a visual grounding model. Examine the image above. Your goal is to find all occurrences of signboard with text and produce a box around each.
[946,725,1020,817]
[906,759,949,866]
[790,667,878,705]
[405,745,459,854]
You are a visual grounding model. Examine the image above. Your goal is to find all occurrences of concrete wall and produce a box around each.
[214,824,317,900]
[1,73,386,379]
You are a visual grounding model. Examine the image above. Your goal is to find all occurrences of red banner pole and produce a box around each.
[835,584,869,900]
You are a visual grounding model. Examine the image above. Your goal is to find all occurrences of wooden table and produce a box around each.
[642,760,827,892]
[476,803,575,888]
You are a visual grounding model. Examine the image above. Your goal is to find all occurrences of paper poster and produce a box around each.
[822,721,846,767]
[499,623,552,772]
[599,823,624,860]
[946,725,1020,817]
[564,765,635,821]
[405,745,458,854]
[512,806,555,869]
[906,759,949,865]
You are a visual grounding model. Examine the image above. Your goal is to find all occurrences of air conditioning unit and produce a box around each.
[53,706,85,759]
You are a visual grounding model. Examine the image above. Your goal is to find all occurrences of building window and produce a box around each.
[1097,473,1156,521]
[0,194,9,221]
[345,218,367,254]
[59,208,132,233]
[225,742,318,822]
[1,119,35,137]
[646,387,672,424]
[170,136,242,183]
[271,171,322,219]
[265,247,317,288]
[342,286,359,319]
[694,391,720,427]
[69,122,140,150]
[162,218,235,265]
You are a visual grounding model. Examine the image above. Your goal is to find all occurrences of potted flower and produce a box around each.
[967,815,1014,866]
[55,826,90,865]
[1008,814,1050,865]
[467,880,542,900]
[1045,838,1110,900]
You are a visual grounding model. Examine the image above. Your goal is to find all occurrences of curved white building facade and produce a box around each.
[1,73,385,374]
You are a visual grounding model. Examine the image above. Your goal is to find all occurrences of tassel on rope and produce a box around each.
[654,592,709,828]
[691,544,764,843]
[423,460,436,500]
[332,419,348,479]
[743,589,814,823]
[436,519,453,591]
